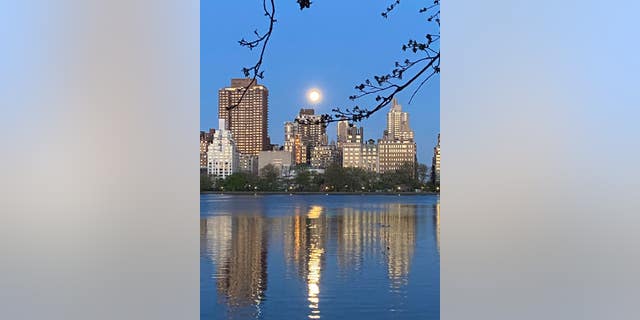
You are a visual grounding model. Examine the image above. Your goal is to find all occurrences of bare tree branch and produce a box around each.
[324,1,440,124]
[227,0,277,112]
[408,65,438,104]
[232,0,440,126]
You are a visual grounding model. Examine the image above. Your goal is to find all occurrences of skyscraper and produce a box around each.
[218,78,269,156]
[378,99,417,174]
[385,98,415,141]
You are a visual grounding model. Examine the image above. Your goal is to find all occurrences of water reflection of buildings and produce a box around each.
[202,198,437,319]
[283,205,327,319]
[336,204,418,289]
[283,202,420,309]
[201,216,232,266]
[201,214,268,314]
[435,201,440,255]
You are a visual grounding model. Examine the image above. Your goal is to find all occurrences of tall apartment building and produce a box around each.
[200,128,215,173]
[378,99,417,174]
[207,119,239,179]
[283,109,327,165]
[296,108,326,147]
[431,133,440,185]
[218,78,269,156]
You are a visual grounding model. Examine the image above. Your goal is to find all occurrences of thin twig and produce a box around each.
[227,0,276,111]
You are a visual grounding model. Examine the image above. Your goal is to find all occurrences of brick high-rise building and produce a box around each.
[218,78,269,156]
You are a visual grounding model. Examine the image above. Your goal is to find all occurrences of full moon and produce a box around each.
[307,89,322,103]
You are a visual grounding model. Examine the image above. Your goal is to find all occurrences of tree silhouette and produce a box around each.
[230,0,440,125]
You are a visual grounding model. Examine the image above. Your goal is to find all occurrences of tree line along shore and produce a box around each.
[201,162,439,193]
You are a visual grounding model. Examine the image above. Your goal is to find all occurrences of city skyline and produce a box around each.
[201,1,439,163]
[204,80,432,172]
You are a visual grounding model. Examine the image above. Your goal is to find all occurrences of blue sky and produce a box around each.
[201,0,439,163]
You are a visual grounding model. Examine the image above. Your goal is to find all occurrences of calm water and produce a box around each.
[201,194,440,320]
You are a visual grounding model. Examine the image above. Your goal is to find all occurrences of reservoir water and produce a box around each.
[201,194,439,319]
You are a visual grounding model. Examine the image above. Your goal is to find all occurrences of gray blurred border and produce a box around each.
[442,1,640,319]
[0,1,199,319]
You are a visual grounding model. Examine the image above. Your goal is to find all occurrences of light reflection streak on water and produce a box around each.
[306,205,324,319]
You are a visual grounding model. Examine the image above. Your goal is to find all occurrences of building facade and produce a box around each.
[310,144,339,169]
[207,119,239,179]
[431,133,440,185]
[336,120,363,148]
[200,128,215,173]
[239,154,259,176]
[258,150,294,177]
[283,121,302,164]
[218,78,269,156]
[342,139,379,172]
[378,139,416,173]
[342,142,362,169]
[361,140,380,172]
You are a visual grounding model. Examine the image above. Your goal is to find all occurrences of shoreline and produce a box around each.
[201,191,438,196]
